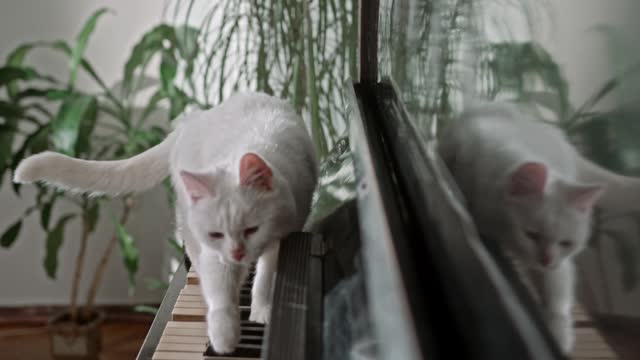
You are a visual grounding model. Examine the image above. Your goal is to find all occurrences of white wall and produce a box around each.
[0,0,173,306]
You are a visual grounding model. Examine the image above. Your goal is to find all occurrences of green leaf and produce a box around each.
[572,105,640,176]
[116,223,139,290]
[144,278,169,290]
[167,236,184,255]
[40,201,53,231]
[7,43,36,66]
[174,25,199,81]
[11,125,50,172]
[48,40,110,92]
[51,94,97,156]
[0,220,22,248]
[0,101,24,118]
[123,25,176,95]
[0,65,56,100]
[169,88,190,120]
[307,136,356,226]
[7,41,110,96]
[133,305,158,315]
[0,66,44,87]
[69,8,111,87]
[86,201,100,233]
[0,124,16,187]
[160,50,178,95]
[480,42,569,119]
[44,214,76,279]
[174,25,199,61]
[6,44,38,97]
[130,129,163,150]
[28,125,50,154]
[6,124,48,192]
[15,88,69,101]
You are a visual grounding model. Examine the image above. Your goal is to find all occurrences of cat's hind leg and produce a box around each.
[250,243,279,324]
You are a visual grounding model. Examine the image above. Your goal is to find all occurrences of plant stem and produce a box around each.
[82,196,134,318]
[69,201,91,323]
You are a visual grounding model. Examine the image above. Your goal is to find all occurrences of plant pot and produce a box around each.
[48,310,105,360]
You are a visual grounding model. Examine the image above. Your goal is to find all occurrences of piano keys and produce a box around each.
[137,232,317,360]
[571,305,619,360]
[152,269,265,360]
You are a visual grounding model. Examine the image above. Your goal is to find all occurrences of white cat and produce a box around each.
[14,92,318,354]
[438,102,607,353]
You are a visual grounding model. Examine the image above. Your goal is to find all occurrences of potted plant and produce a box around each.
[0,8,203,359]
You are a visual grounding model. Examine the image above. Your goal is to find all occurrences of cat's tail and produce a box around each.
[13,130,178,196]
[576,155,640,213]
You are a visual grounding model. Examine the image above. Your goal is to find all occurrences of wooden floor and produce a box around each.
[0,320,152,360]
[0,316,638,359]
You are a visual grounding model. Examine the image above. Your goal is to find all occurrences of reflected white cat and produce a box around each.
[438,102,610,353]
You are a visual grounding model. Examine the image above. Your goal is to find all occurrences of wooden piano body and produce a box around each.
[136,231,622,360]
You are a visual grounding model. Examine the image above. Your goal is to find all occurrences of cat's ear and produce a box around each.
[567,184,605,211]
[180,170,214,203]
[508,162,547,197]
[239,153,273,191]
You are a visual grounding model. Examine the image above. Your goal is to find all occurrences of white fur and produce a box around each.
[14,131,177,195]
[14,92,318,354]
[438,102,611,353]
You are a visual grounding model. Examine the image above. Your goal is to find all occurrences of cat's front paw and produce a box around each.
[546,312,574,354]
[207,307,240,354]
[249,301,272,324]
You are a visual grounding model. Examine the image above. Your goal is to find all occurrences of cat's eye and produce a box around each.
[208,232,224,239]
[525,230,541,242]
[559,240,573,248]
[244,226,259,237]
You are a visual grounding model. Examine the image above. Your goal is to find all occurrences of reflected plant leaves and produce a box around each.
[307,136,356,227]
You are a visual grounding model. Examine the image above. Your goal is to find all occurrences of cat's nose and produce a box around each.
[231,246,246,261]
[540,253,552,267]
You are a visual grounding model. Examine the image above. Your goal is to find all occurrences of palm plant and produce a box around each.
[0,8,202,324]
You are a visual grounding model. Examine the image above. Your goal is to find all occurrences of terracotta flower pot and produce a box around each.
[48,310,105,360]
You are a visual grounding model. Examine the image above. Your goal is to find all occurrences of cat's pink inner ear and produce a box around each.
[568,185,605,211]
[239,153,273,191]
[509,162,548,196]
[180,171,213,203]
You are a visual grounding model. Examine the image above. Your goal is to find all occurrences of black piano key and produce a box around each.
[240,335,263,346]
[203,341,262,359]
[241,327,265,337]
[240,308,251,321]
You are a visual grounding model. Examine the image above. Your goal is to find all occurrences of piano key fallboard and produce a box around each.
[152,270,265,360]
